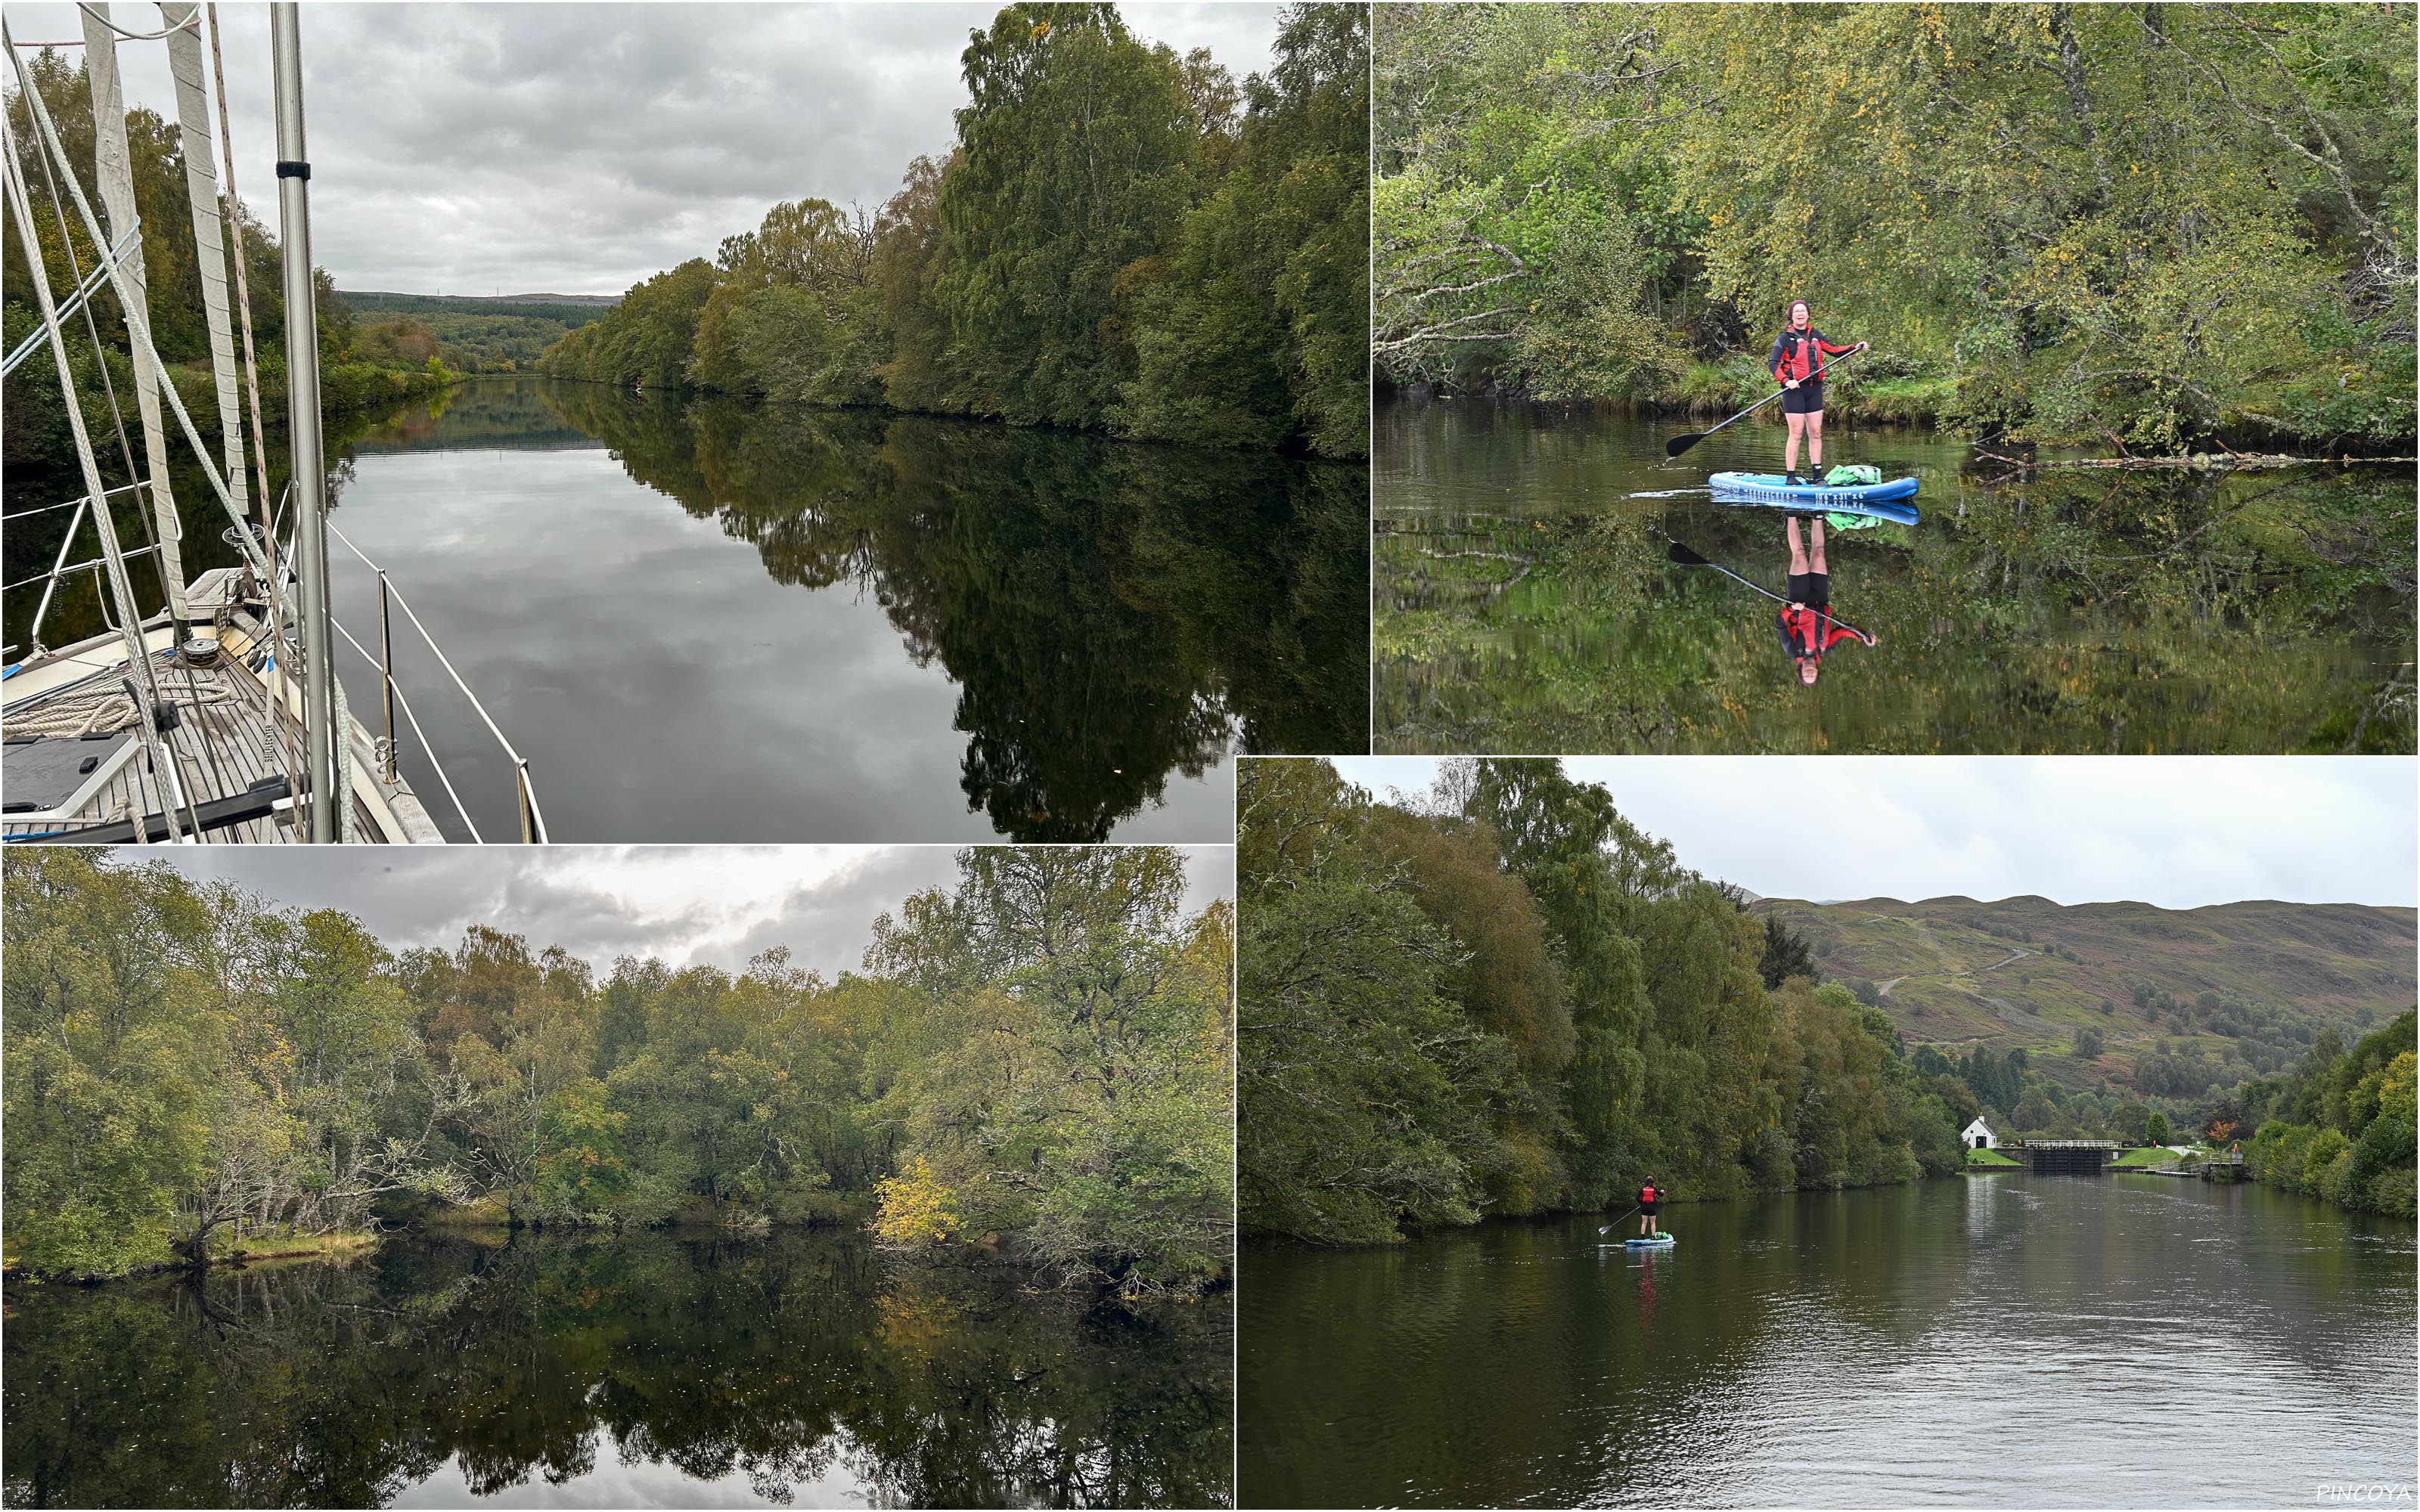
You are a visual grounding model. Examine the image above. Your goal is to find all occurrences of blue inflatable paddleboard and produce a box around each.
[1707,471,1921,525]
[1624,1234,1676,1248]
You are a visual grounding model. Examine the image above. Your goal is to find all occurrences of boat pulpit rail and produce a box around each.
[321,520,550,843]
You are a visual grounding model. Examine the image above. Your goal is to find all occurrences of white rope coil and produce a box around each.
[5,682,237,739]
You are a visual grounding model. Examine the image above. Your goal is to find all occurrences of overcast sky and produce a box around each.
[8,2,1282,293]
[145,845,1236,976]
[1326,757,2418,911]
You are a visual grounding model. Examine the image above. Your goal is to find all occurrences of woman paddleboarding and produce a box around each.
[1769,299,1866,484]
[1779,516,1878,685]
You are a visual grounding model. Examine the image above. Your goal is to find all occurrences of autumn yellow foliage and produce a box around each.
[871,1157,960,1248]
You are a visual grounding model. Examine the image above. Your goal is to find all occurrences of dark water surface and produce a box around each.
[1239,1176,2416,1507]
[1376,395,2415,753]
[8,380,1368,840]
[3,1228,1233,1508]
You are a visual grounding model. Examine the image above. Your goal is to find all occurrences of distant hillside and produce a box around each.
[1754,894,2415,1089]
[340,291,622,314]
[334,290,619,368]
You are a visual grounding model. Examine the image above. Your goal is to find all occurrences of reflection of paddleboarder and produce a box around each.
[1779,516,1877,686]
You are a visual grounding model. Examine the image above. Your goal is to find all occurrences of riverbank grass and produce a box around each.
[1966,1148,2021,1167]
[2112,1146,2189,1168]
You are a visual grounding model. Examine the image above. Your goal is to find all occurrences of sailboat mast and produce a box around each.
[271,2,339,841]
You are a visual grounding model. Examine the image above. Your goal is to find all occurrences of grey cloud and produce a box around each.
[142,843,1236,980]
[719,846,965,976]
[1323,756,2418,911]
[13,2,1281,292]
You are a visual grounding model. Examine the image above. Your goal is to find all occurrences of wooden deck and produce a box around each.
[3,596,442,844]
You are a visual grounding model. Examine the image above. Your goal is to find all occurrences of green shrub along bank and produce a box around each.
[538,4,1369,460]
[1238,758,1967,1245]
[2233,1012,2416,1217]
[1376,4,2415,450]
[3,51,456,486]
[1,847,1235,1297]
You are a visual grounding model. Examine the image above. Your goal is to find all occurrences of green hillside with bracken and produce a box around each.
[1753,897,2416,1094]
[337,290,617,369]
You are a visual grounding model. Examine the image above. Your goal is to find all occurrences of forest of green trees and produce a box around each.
[1376,3,2415,450]
[1238,758,1969,1244]
[2,847,1235,1296]
[2226,1012,2415,1216]
[538,4,1368,459]
[2,51,455,486]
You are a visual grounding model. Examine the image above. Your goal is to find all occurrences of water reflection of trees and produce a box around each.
[1,387,456,652]
[1380,463,2415,754]
[2,1231,1233,1509]
[544,384,1367,841]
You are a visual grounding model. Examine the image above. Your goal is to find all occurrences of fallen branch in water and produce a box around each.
[1972,449,2416,472]
[1416,548,1534,563]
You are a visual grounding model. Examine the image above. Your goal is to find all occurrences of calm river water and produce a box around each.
[1376,395,2415,754]
[345,383,1366,841]
[1239,1174,2416,1507]
[3,1228,1233,1509]
[5,380,1367,841]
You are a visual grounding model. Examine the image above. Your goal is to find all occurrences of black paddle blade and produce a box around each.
[1665,430,1708,458]
[1665,540,1710,566]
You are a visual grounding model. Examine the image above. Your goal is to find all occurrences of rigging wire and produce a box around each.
[25,88,172,631]
[204,0,302,815]
[73,4,200,43]
[0,123,196,841]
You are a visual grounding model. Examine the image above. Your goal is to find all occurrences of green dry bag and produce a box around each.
[1823,463,1883,486]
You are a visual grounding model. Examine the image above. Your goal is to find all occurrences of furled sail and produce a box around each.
[162,2,251,518]
[79,2,190,619]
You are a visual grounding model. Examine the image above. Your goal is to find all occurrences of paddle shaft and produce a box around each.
[1668,541,1872,643]
[1666,344,1866,457]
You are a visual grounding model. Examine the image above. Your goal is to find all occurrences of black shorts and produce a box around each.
[1788,572,1830,609]
[1640,1201,1658,1216]
[1782,380,1826,415]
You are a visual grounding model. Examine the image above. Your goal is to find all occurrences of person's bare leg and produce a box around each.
[1784,411,1806,475]
[1806,410,1826,472]
[1787,516,1810,581]
[1810,518,1828,576]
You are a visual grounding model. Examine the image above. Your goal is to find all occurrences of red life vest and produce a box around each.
[1778,606,1863,661]
[1773,327,1857,383]
[1639,1184,1658,1204]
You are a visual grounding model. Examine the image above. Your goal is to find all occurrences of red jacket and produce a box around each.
[1770,327,1857,383]
[1777,605,1863,660]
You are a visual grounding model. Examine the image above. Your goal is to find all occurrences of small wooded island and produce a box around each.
[2,846,1235,1298]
